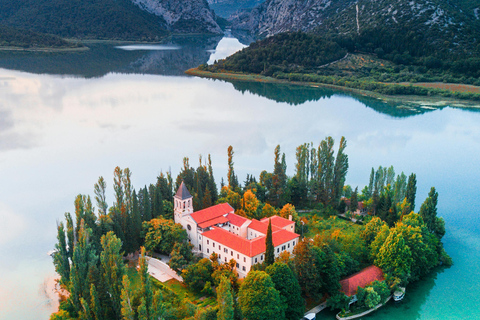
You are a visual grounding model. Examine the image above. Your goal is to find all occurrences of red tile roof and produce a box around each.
[340,265,385,296]
[248,219,281,234]
[190,203,234,224]
[202,227,299,257]
[261,216,294,229]
[226,212,249,227]
[198,216,229,229]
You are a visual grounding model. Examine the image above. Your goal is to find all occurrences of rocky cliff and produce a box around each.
[229,0,353,36]
[229,0,480,54]
[132,0,223,34]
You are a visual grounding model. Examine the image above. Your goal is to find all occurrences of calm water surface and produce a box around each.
[0,36,479,319]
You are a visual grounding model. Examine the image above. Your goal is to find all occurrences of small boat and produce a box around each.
[393,287,406,301]
[303,313,316,320]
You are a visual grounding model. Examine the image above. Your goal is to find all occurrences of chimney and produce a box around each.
[288,215,292,221]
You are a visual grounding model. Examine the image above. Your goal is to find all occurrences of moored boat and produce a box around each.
[393,287,406,301]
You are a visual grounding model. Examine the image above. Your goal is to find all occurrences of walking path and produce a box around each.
[305,301,327,315]
[146,256,183,283]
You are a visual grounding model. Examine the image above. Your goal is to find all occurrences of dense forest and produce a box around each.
[202,31,480,100]
[51,138,451,320]
[0,0,168,41]
[0,25,81,48]
[207,32,347,75]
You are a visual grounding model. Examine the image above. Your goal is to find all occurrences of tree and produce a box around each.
[168,241,194,274]
[293,239,323,298]
[419,187,444,239]
[53,222,70,286]
[120,275,135,320]
[142,218,187,254]
[261,203,277,218]
[266,262,304,320]
[69,220,98,317]
[375,228,413,284]
[406,173,417,210]
[238,271,285,320]
[332,137,348,205]
[265,219,275,266]
[243,189,259,218]
[94,176,108,217]
[227,146,238,190]
[217,276,234,320]
[100,231,125,317]
[182,258,214,292]
[350,187,359,213]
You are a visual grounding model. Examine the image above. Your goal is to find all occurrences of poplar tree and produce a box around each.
[94,176,108,216]
[265,219,275,266]
[332,136,348,205]
[217,276,234,320]
[100,231,125,317]
[406,173,417,210]
[53,222,70,285]
[120,275,135,320]
[65,212,75,259]
[350,187,359,213]
[419,187,445,239]
[227,146,238,190]
[90,284,102,320]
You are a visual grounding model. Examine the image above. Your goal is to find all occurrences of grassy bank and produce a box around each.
[186,68,480,109]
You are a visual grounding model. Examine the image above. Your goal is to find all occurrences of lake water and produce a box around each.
[0,35,479,320]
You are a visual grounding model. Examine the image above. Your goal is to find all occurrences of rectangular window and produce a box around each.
[231,251,233,256]
[224,248,228,253]
[277,248,279,253]
[237,254,239,259]
[219,245,221,250]
[213,243,215,248]
[225,257,227,262]
[261,255,263,260]
[207,248,209,253]
[219,254,221,259]
[293,241,295,246]
[244,257,246,262]
[242,266,246,271]
[207,240,209,245]
[255,258,257,263]
[236,263,239,268]
[288,243,290,248]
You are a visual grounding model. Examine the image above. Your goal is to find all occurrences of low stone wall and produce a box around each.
[336,296,392,320]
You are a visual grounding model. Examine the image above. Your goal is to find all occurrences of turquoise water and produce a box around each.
[0,36,479,319]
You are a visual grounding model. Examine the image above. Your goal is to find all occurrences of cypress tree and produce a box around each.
[265,219,275,266]
[120,275,135,320]
[90,284,102,320]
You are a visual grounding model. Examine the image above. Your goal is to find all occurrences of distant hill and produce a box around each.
[0,0,222,41]
[0,25,81,48]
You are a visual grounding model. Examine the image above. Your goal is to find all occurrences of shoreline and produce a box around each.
[185,68,480,109]
[0,46,89,53]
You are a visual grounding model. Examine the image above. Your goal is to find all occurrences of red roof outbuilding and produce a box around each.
[340,265,385,297]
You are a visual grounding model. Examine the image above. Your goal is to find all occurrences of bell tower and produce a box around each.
[174,181,193,223]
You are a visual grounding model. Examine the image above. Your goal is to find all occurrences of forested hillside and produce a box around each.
[0,25,80,48]
[208,32,347,74]
[0,0,169,40]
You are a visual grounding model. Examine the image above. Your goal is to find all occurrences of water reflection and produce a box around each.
[0,35,223,77]
[229,80,441,118]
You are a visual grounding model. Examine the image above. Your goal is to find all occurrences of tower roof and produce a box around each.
[175,181,192,200]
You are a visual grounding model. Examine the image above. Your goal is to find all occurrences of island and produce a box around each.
[50,138,451,320]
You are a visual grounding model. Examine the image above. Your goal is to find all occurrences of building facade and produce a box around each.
[174,182,300,278]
